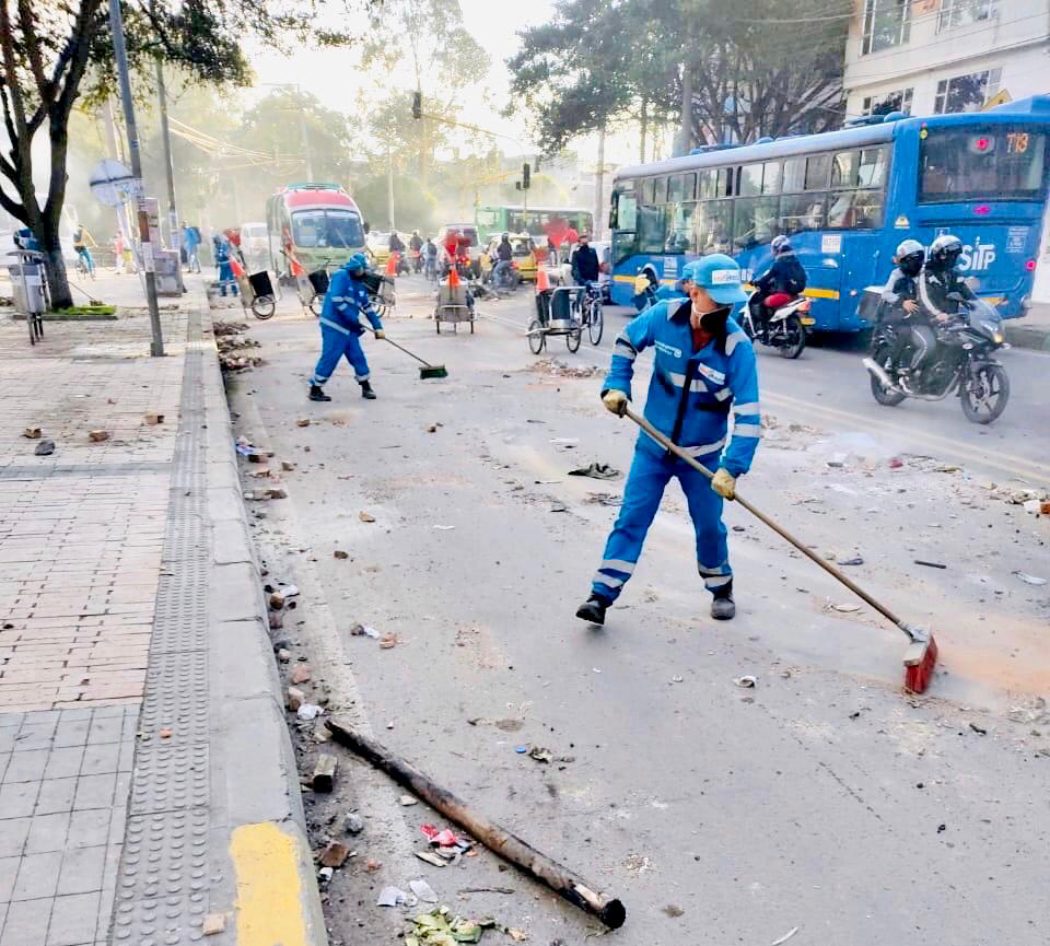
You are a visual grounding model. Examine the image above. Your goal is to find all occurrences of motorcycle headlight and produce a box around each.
[993,332,1003,344]
[981,320,999,335]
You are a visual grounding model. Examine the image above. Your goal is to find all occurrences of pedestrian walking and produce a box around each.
[309,253,385,402]
[182,221,202,273]
[576,254,761,626]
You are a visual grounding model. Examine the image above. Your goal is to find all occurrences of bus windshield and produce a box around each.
[292,209,364,248]
[919,127,1047,202]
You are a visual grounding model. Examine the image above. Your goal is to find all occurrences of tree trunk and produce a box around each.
[675,60,693,156]
[639,97,648,163]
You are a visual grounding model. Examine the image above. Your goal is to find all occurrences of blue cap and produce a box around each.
[347,252,368,271]
[684,254,747,305]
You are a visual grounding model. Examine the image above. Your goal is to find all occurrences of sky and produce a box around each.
[245,0,652,171]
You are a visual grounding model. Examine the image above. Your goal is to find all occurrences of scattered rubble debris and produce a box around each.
[663,905,684,918]
[379,633,400,649]
[830,603,861,613]
[409,879,439,904]
[319,840,353,868]
[344,812,365,835]
[528,747,553,764]
[416,851,447,868]
[297,703,323,721]
[286,687,305,711]
[529,358,601,379]
[202,913,226,936]
[22,427,41,439]
[359,511,376,523]
[88,430,111,443]
[969,722,988,736]
[377,886,413,908]
[1013,571,1047,586]
[733,676,757,689]
[400,794,419,806]
[297,418,311,428]
[334,550,349,559]
[351,624,382,640]
[583,492,622,507]
[770,926,800,946]
[312,754,337,792]
[144,412,164,425]
[34,439,55,456]
[839,556,864,566]
[915,560,947,569]
[404,908,487,944]
[290,664,312,684]
[567,463,621,480]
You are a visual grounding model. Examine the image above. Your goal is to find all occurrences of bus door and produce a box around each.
[838,229,885,331]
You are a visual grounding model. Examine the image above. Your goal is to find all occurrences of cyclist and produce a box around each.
[493,233,514,288]
[72,224,96,276]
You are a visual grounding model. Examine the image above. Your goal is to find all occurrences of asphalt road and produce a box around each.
[227,277,1050,946]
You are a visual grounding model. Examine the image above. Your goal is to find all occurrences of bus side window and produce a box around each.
[695,201,733,255]
[779,193,825,233]
[782,158,806,193]
[637,203,667,254]
[805,154,831,191]
[733,197,779,251]
[832,151,859,188]
[666,201,696,253]
[616,191,638,231]
[858,148,888,187]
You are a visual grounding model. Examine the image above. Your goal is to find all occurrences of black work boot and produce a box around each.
[710,581,736,620]
[309,384,331,402]
[360,380,377,400]
[575,594,610,625]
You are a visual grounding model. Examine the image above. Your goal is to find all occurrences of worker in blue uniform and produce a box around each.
[309,253,385,402]
[576,254,761,625]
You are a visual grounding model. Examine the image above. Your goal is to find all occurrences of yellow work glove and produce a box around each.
[602,390,628,417]
[633,274,649,294]
[711,467,736,500]
[374,329,386,339]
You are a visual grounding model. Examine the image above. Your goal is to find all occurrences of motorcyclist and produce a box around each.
[309,252,384,402]
[493,233,514,286]
[878,239,925,373]
[916,233,975,372]
[389,231,405,254]
[751,235,806,330]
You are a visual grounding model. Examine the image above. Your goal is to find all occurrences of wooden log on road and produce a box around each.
[325,718,626,929]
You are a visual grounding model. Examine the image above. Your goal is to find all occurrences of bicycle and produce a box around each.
[75,250,96,281]
[571,281,604,346]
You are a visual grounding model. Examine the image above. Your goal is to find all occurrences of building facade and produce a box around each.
[843,0,1050,301]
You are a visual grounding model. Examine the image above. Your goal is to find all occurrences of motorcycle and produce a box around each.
[409,248,423,274]
[863,295,1010,424]
[742,291,811,359]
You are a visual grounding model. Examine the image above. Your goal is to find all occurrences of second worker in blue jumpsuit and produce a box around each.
[576,254,761,625]
[309,253,385,402]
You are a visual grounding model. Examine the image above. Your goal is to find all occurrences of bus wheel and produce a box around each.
[779,315,806,359]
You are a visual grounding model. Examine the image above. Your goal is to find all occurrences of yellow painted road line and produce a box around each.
[231,822,314,946]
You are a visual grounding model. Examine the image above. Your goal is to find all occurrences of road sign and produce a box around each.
[89,158,140,206]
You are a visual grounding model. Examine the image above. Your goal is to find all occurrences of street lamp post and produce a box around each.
[107,0,164,356]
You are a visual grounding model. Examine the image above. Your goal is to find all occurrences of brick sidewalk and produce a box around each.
[0,309,187,945]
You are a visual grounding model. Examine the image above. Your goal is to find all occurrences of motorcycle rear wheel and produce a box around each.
[869,372,906,406]
[961,363,1009,424]
[778,314,806,359]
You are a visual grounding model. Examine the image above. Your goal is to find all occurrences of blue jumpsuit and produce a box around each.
[592,299,761,601]
[312,265,383,387]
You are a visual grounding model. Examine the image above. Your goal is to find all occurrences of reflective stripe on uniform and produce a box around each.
[614,336,638,361]
[592,572,626,588]
[319,317,350,335]
[724,330,748,356]
[599,559,636,575]
[705,574,733,589]
[683,438,726,457]
[698,562,730,576]
[714,387,732,401]
[733,423,762,438]
[734,401,760,415]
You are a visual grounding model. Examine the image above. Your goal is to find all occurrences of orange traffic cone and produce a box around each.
[229,256,246,279]
[535,266,551,292]
[386,252,398,276]
[289,254,305,278]
[448,262,460,288]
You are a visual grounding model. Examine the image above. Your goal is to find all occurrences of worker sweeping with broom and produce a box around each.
[309,253,385,402]
[577,255,761,625]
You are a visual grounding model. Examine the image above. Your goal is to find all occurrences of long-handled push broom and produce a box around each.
[623,406,938,694]
[365,326,448,380]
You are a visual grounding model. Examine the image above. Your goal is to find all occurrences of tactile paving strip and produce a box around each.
[107,312,217,944]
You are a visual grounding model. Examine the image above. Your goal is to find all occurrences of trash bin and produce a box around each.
[7,263,46,316]
[308,270,330,295]
[249,271,274,298]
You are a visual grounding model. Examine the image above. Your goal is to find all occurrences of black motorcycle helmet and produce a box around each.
[928,234,963,272]
[895,239,925,278]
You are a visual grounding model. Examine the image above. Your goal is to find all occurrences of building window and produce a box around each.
[937,0,998,33]
[862,0,911,54]
[861,89,913,116]
[934,68,1002,114]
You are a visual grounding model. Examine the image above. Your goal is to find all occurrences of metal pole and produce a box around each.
[299,112,314,180]
[107,0,164,356]
[155,55,184,292]
[387,147,395,231]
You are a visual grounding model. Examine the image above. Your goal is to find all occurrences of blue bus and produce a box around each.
[608,96,1050,331]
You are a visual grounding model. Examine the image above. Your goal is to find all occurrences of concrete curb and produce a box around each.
[1005,319,1050,352]
[199,314,329,946]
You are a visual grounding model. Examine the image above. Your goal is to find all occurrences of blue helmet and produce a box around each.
[346,252,368,273]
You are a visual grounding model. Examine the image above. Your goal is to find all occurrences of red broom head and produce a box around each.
[903,635,938,694]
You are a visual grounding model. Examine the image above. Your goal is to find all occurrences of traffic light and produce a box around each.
[522,162,531,189]
[412,91,422,120]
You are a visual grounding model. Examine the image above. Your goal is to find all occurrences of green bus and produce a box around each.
[475,205,594,244]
